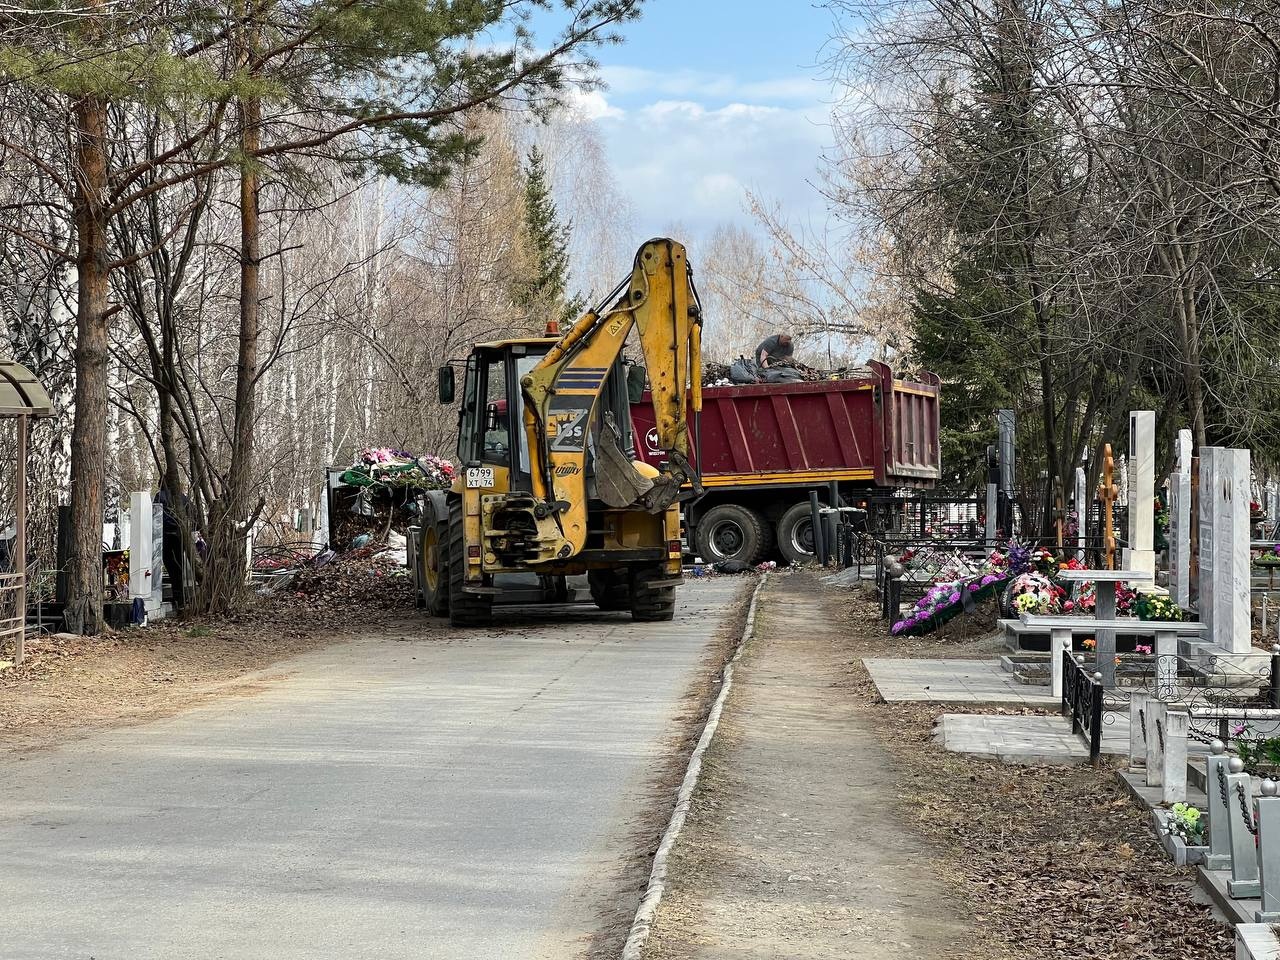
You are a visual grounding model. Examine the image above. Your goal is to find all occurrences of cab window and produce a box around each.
[481,358,509,465]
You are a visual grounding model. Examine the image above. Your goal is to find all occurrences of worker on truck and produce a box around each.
[756,333,794,368]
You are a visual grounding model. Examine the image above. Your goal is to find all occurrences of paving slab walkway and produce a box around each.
[0,578,745,960]
[864,657,1058,706]
[934,713,1129,763]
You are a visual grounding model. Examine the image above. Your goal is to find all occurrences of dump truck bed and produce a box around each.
[633,360,940,489]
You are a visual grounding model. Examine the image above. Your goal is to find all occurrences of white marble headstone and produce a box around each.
[1200,447,1252,654]
[1218,448,1252,654]
[1198,448,1219,640]
[1123,411,1156,576]
[129,491,153,602]
[1074,466,1087,563]
[1168,429,1193,608]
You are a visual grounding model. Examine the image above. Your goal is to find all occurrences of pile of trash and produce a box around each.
[269,544,414,612]
[703,358,871,386]
[330,447,455,551]
[689,558,781,576]
[340,448,455,492]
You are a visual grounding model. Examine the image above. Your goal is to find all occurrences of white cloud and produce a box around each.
[601,65,826,105]
[593,96,831,237]
[563,88,623,121]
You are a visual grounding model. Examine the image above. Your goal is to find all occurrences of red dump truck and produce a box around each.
[631,361,941,564]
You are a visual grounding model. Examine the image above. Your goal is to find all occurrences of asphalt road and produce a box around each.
[0,578,741,960]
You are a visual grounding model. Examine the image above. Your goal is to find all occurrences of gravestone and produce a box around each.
[128,492,154,615]
[1200,448,1252,654]
[1123,411,1156,577]
[1074,466,1087,563]
[1168,429,1193,609]
[150,501,164,613]
[318,497,330,552]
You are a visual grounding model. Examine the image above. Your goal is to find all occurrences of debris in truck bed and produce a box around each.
[702,358,874,385]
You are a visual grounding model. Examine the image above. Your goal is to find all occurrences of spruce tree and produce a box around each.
[518,146,583,328]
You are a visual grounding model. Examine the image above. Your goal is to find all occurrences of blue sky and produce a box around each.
[568,0,837,238]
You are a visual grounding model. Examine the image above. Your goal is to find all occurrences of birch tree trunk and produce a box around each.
[201,26,261,614]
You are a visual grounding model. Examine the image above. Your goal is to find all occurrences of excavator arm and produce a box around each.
[520,238,703,560]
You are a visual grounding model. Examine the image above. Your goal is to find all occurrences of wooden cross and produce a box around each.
[1053,481,1065,549]
[1097,443,1119,570]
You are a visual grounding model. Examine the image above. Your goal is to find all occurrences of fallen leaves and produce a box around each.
[835,586,1236,960]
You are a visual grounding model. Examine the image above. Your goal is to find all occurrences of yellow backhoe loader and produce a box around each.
[412,238,703,627]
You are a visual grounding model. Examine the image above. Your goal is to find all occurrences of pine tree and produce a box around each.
[0,0,645,628]
[518,146,583,328]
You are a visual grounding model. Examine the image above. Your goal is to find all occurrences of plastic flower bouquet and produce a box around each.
[890,571,1009,637]
[1073,581,1136,616]
[1028,547,1058,577]
[1136,593,1183,622]
[1167,803,1205,846]
[1006,572,1064,616]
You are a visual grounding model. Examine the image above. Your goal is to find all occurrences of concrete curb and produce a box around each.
[619,572,769,960]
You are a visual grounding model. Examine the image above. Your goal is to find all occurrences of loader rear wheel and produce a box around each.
[588,569,630,611]
[419,518,449,617]
[695,504,770,566]
[447,506,492,628]
[630,566,676,622]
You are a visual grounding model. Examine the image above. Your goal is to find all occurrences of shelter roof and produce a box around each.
[0,360,53,417]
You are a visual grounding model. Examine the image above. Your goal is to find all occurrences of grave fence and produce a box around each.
[1061,650,1104,765]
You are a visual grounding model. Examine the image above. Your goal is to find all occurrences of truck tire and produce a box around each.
[588,569,630,611]
[447,505,492,627]
[777,501,817,565]
[418,516,449,617]
[695,504,770,565]
[630,566,676,622]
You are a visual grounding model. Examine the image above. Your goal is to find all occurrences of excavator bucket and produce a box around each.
[594,413,656,509]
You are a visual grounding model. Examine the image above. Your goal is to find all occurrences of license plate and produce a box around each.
[465,467,495,489]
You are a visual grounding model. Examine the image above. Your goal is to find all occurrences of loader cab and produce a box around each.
[449,341,637,492]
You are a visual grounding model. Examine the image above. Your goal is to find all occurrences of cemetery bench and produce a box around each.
[1020,613,1206,698]
[997,617,1052,652]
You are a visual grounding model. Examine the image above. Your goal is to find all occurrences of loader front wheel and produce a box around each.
[588,569,630,611]
[447,506,492,628]
[630,566,676,622]
[419,519,449,617]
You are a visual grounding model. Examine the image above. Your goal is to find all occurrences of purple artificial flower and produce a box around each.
[949,591,961,604]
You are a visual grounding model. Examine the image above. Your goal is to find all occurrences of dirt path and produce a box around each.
[645,572,974,959]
